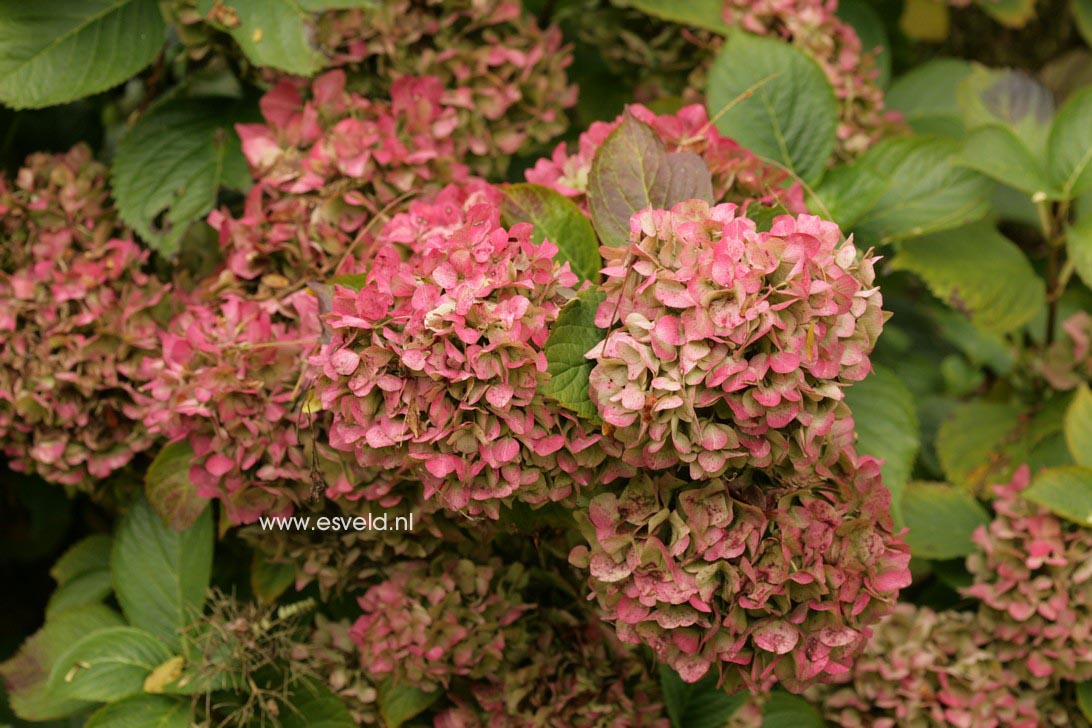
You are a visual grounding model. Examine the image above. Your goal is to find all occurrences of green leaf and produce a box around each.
[113,96,256,256]
[85,694,191,728]
[760,692,826,727]
[0,605,124,721]
[46,570,113,618]
[145,441,207,532]
[541,288,606,422]
[890,223,1045,334]
[808,162,887,230]
[900,481,991,559]
[196,0,318,75]
[112,496,213,650]
[251,552,296,605]
[1076,0,1092,46]
[0,0,165,109]
[50,533,112,586]
[377,678,440,728]
[978,0,1037,26]
[659,665,745,728]
[624,0,730,33]
[587,110,713,248]
[1066,385,1092,467]
[849,137,993,243]
[1047,86,1092,199]
[836,0,891,87]
[501,183,601,281]
[844,366,920,524]
[935,400,1023,489]
[1077,679,1092,722]
[48,627,173,703]
[1023,466,1092,526]
[706,31,837,184]
[886,59,973,138]
[956,125,1056,197]
[1068,215,1092,289]
[957,66,1055,156]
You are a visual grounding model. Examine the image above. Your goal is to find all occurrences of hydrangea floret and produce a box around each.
[587,200,884,482]
[0,145,167,487]
[569,455,911,693]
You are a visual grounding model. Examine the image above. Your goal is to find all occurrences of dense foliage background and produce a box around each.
[1,0,1091,726]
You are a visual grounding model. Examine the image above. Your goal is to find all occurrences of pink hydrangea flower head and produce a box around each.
[314,0,576,175]
[569,454,911,694]
[435,614,669,727]
[817,604,1055,728]
[963,465,1092,687]
[526,104,804,213]
[0,146,167,487]
[349,556,531,690]
[141,290,373,523]
[587,200,884,481]
[312,183,626,518]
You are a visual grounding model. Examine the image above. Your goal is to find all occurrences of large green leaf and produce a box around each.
[85,694,191,728]
[0,605,124,721]
[659,665,746,728]
[587,111,713,248]
[761,693,827,727]
[48,627,173,703]
[890,223,1045,334]
[957,125,1056,197]
[1068,215,1092,290]
[111,496,213,650]
[957,66,1055,156]
[978,0,1037,26]
[848,137,992,243]
[145,441,207,532]
[0,0,165,109]
[1023,466,1092,526]
[501,183,601,281]
[845,366,920,524]
[1077,679,1092,722]
[886,59,974,138]
[900,481,990,559]
[935,399,1023,489]
[1076,0,1092,46]
[376,678,440,728]
[807,162,887,230]
[1047,86,1092,199]
[113,96,256,256]
[706,31,837,184]
[541,289,607,422]
[624,0,730,32]
[1066,385,1092,467]
[46,533,113,617]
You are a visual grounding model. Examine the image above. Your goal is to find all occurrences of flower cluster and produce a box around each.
[315,0,576,174]
[141,292,363,523]
[0,146,167,488]
[526,104,801,212]
[436,611,669,727]
[817,604,1055,728]
[292,617,382,726]
[588,201,883,482]
[221,69,470,289]
[349,556,531,690]
[312,183,626,518]
[569,455,911,693]
[963,466,1092,687]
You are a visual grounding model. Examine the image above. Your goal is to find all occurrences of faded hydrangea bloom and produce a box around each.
[587,200,884,482]
[963,466,1092,687]
[315,0,576,174]
[526,103,801,212]
[815,603,1081,728]
[221,69,470,289]
[435,610,669,727]
[0,146,167,487]
[312,184,627,518]
[349,556,531,691]
[1032,311,1091,390]
[569,455,911,693]
[292,616,381,726]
